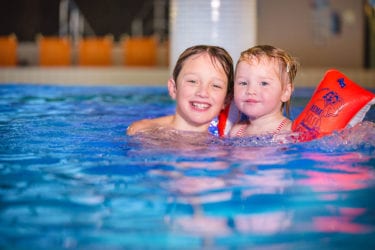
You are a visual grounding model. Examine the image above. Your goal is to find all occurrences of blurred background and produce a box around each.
[0,0,374,87]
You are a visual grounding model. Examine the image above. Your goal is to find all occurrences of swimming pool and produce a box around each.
[1,83,375,249]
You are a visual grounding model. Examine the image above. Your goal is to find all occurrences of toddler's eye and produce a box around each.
[238,81,247,86]
[187,80,197,84]
[260,81,269,86]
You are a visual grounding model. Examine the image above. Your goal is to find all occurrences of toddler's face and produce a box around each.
[233,56,290,120]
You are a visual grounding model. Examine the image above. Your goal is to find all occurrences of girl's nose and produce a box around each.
[196,83,209,97]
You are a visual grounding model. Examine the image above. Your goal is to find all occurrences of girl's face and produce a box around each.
[234,56,291,120]
[168,53,228,132]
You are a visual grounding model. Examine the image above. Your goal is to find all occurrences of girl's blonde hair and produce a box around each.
[237,45,299,117]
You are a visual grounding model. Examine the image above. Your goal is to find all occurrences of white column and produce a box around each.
[169,0,257,69]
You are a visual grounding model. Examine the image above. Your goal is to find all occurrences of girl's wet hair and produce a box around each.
[238,45,299,117]
[172,45,234,104]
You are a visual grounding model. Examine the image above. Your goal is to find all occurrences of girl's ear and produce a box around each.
[168,78,177,100]
[281,82,293,102]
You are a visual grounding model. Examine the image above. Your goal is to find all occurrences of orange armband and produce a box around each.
[292,69,375,141]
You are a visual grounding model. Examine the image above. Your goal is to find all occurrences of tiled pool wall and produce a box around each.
[0,67,374,88]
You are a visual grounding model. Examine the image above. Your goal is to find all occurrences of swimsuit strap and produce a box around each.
[235,124,248,137]
[274,118,289,134]
[235,119,289,137]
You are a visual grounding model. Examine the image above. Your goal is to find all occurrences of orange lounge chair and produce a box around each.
[0,34,17,66]
[78,36,113,66]
[38,36,72,66]
[122,36,157,66]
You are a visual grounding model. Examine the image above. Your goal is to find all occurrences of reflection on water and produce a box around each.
[1,84,375,249]
[125,114,375,248]
[299,152,372,192]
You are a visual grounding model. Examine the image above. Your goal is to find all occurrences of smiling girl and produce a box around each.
[127,45,234,135]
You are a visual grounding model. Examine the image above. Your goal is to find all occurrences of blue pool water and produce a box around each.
[1,84,375,250]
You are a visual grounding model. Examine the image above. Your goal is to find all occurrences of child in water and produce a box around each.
[127,45,234,135]
[230,45,299,137]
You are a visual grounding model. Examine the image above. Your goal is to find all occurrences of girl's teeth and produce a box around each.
[193,103,209,109]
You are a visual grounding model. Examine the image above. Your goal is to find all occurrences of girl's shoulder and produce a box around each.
[127,115,174,135]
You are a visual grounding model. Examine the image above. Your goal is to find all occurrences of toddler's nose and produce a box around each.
[246,84,256,95]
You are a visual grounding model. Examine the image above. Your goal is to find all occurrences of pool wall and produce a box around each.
[0,67,374,88]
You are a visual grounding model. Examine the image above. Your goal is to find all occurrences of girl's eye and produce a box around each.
[260,81,269,86]
[212,83,223,89]
[187,80,197,84]
[238,81,247,86]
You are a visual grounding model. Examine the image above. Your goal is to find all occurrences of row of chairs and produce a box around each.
[0,34,166,67]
